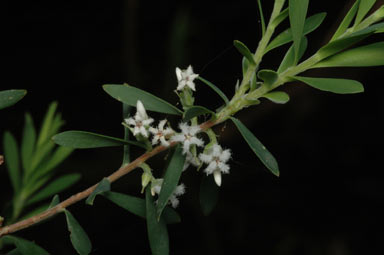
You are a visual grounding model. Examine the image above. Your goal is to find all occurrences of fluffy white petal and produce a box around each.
[170,134,184,143]
[190,137,204,147]
[175,67,182,81]
[174,184,186,196]
[160,136,170,147]
[218,162,230,174]
[199,153,213,164]
[220,149,231,162]
[136,100,148,119]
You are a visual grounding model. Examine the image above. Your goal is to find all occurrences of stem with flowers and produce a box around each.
[1,0,384,254]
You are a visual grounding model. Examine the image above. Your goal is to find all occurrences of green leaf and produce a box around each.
[272,8,289,27]
[257,0,266,36]
[21,113,36,175]
[292,76,364,94]
[64,210,92,255]
[317,31,372,60]
[27,174,81,206]
[1,236,49,255]
[86,178,111,205]
[156,145,185,219]
[53,131,146,149]
[33,146,73,180]
[183,106,216,122]
[331,0,360,41]
[233,40,256,65]
[37,102,59,147]
[0,90,27,110]
[146,187,169,255]
[6,248,22,255]
[266,13,326,53]
[103,84,182,115]
[102,191,180,224]
[355,0,376,26]
[257,69,278,86]
[242,57,249,77]
[231,117,279,176]
[199,175,219,216]
[278,36,308,73]
[3,131,21,193]
[48,194,60,209]
[289,0,309,62]
[262,91,290,104]
[313,42,384,67]
[197,77,230,104]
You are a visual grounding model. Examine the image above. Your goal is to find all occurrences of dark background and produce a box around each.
[1,0,384,254]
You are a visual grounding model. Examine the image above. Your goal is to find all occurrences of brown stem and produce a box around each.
[0,119,218,237]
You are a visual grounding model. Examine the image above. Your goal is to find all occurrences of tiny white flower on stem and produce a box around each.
[149,119,174,147]
[151,179,186,208]
[182,151,200,171]
[124,100,154,137]
[176,65,199,91]
[171,123,204,154]
[199,144,231,186]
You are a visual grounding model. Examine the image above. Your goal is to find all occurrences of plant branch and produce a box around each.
[0,119,217,238]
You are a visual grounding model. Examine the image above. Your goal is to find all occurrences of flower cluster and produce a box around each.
[125,65,232,208]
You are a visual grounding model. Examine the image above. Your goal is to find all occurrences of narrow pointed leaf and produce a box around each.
[317,22,384,60]
[258,69,278,86]
[0,90,27,110]
[242,57,249,76]
[86,178,111,205]
[234,40,256,65]
[103,84,182,115]
[262,91,290,104]
[53,131,146,149]
[146,187,169,255]
[21,113,36,175]
[278,36,308,73]
[289,0,309,62]
[197,77,229,104]
[272,8,289,27]
[199,175,219,216]
[156,145,185,219]
[331,0,360,41]
[27,174,81,206]
[183,105,216,122]
[292,76,364,94]
[3,132,21,192]
[37,102,58,147]
[64,210,92,255]
[257,0,266,36]
[314,42,384,67]
[266,13,326,53]
[355,0,376,26]
[231,117,279,176]
[48,194,60,209]
[1,236,49,255]
[6,248,21,255]
[32,146,74,181]
[102,191,180,224]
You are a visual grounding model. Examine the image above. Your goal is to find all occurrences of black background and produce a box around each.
[1,0,384,254]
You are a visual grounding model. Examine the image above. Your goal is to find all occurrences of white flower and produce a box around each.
[149,119,174,147]
[182,151,200,171]
[124,100,154,137]
[151,179,186,208]
[176,65,199,91]
[171,123,204,154]
[199,144,231,186]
